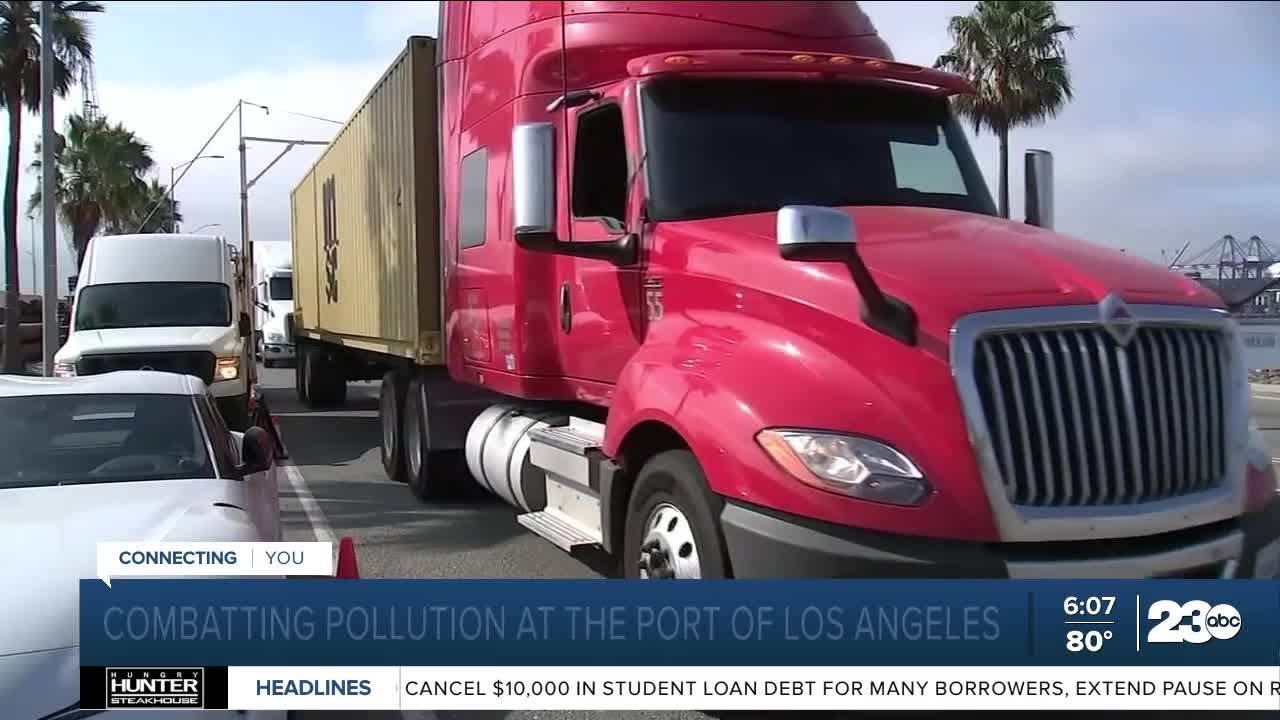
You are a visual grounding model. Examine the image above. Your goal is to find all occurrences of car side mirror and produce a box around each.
[236,426,275,476]
[1025,149,1054,230]
[238,312,252,338]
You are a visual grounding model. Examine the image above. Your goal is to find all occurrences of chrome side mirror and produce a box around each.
[776,205,856,261]
[512,122,556,237]
[1025,149,1054,230]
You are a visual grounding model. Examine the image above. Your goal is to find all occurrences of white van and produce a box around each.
[53,234,254,429]
[254,260,294,367]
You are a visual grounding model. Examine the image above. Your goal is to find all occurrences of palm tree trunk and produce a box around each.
[2,89,23,373]
[997,126,1010,219]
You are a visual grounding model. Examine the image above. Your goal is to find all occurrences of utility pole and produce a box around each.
[40,0,57,376]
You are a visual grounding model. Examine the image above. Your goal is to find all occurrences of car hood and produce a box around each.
[57,325,240,361]
[666,206,1222,336]
[0,478,258,659]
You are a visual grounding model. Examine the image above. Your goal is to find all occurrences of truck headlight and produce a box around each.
[215,356,240,381]
[53,361,76,377]
[756,429,930,506]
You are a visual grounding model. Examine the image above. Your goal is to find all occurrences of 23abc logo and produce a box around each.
[1146,600,1242,644]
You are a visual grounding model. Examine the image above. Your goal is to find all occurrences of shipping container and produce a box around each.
[290,36,443,367]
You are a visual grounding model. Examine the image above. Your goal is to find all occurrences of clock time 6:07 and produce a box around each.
[1063,596,1116,616]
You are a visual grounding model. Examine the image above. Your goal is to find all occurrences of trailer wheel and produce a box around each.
[379,370,411,483]
[403,377,462,501]
[623,450,729,579]
[294,347,309,403]
[303,348,346,408]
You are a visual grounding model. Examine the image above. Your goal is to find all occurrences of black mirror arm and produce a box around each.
[843,254,917,347]
[515,230,637,266]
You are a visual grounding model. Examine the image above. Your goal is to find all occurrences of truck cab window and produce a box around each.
[459,147,488,249]
[572,105,627,225]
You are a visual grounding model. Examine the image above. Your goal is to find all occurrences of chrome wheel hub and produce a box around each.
[637,502,701,579]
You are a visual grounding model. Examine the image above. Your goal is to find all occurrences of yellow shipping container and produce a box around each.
[290,36,442,366]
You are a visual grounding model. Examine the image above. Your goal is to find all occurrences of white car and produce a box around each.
[0,371,283,720]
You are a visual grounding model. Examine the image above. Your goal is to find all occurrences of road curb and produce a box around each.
[1251,383,1280,396]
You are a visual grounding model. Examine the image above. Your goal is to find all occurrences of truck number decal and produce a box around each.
[321,175,340,304]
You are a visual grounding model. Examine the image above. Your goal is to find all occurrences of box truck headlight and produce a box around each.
[756,429,930,506]
[53,361,76,378]
[215,356,240,381]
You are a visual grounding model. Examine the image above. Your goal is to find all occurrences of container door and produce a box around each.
[556,89,644,385]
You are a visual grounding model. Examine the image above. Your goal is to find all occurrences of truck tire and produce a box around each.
[623,450,729,580]
[294,348,309,403]
[303,347,347,408]
[402,376,462,501]
[379,370,411,483]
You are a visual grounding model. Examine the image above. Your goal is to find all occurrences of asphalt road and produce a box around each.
[263,365,1280,720]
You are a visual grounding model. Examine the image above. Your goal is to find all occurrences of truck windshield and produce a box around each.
[0,393,214,488]
[75,282,232,331]
[640,77,997,221]
[268,275,293,301]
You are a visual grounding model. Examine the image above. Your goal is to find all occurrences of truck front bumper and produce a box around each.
[262,343,295,362]
[720,498,1280,579]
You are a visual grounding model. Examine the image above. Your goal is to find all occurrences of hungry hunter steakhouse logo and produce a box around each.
[106,667,204,708]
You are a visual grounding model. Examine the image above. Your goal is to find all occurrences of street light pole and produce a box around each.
[40,0,57,376]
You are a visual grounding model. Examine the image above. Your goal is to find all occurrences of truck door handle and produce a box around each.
[560,283,572,334]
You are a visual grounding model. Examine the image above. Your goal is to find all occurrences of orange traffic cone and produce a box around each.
[336,536,360,579]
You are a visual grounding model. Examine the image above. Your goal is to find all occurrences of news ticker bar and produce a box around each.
[80,579,1280,666]
[80,665,1280,711]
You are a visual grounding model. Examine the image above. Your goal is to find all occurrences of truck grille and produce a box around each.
[77,351,217,386]
[972,326,1227,507]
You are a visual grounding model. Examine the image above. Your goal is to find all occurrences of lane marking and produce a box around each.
[282,461,336,545]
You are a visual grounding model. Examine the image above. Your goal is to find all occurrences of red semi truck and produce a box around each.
[289,1,1280,579]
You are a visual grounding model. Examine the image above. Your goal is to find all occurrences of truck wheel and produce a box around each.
[294,349,309,403]
[379,370,411,483]
[403,377,462,501]
[303,348,347,408]
[623,450,729,580]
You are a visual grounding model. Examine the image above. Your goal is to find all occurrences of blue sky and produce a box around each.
[5,1,1277,294]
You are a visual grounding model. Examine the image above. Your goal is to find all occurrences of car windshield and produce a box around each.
[640,77,997,221]
[268,275,293,301]
[0,393,215,488]
[75,282,231,330]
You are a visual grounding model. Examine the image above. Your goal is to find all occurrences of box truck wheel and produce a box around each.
[403,376,463,501]
[379,370,411,483]
[623,450,729,580]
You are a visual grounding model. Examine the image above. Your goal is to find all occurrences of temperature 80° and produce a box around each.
[1066,629,1113,652]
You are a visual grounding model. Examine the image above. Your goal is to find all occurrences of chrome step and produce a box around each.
[517,509,598,552]
[530,417,605,455]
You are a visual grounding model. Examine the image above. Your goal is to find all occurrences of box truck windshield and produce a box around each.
[73,282,232,331]
[641,77,997,221]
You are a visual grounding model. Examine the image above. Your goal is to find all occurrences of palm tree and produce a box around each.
[0,0,102,372]
[935,0,1074,219]
[29,112,154,267]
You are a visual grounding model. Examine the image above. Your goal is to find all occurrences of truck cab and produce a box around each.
[53,234,255,430]
[255,260,295,367]
[291,1,1280,580]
